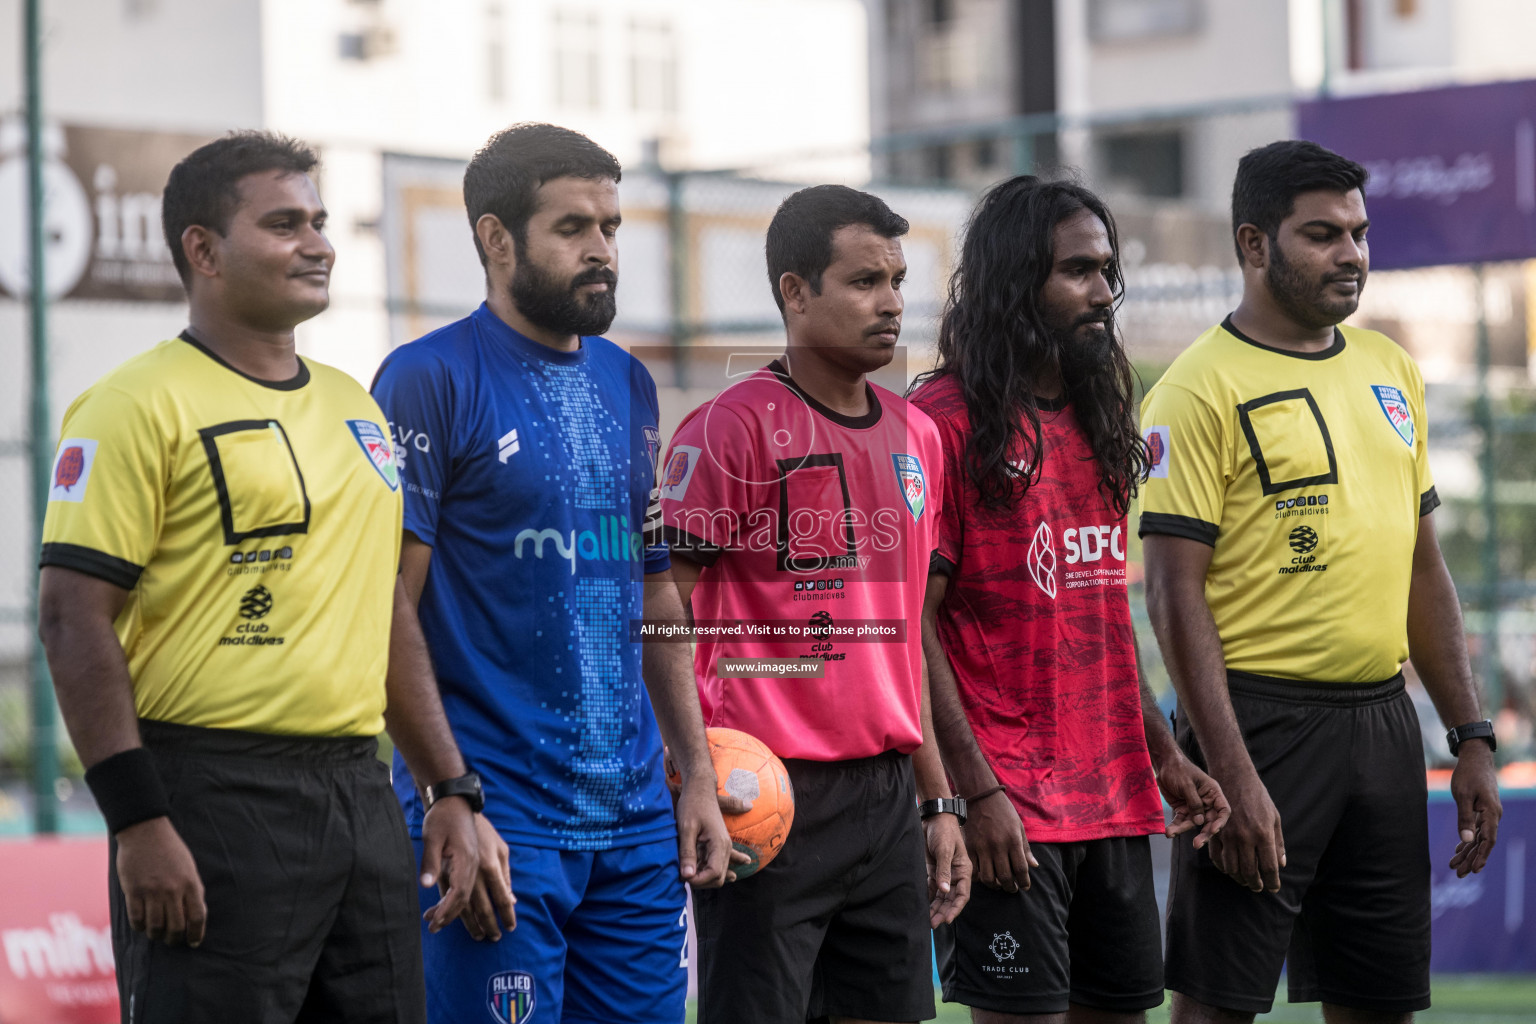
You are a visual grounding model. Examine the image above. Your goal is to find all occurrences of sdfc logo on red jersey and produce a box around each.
[891,454,926,521]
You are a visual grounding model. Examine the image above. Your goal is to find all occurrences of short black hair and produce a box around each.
[766,185,910,315]
[463,123,622,266]
[1231,140,1368,262]
[162,131,319,285]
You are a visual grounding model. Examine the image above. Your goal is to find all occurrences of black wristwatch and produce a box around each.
[1446,721,1497,757]
[423,771,485,814]
[918,797,967,826]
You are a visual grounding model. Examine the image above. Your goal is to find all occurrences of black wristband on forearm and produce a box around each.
[84,747,172,835]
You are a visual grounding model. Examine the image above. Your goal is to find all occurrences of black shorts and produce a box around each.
[693,751,935,1024]
[1165,673,1431,1014]
[111,720,426,1024]
[934,836,1163,1015]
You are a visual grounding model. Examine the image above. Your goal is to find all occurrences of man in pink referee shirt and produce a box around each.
[661,185,969,1024]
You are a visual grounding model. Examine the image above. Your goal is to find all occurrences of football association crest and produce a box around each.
[347,420,400,490]
[1143,425,1170,479]
[1371,385,1414,447]
[487,971,535,1024]
[891,454,926,521]
[48,438,98,504]
[660,445,701,501]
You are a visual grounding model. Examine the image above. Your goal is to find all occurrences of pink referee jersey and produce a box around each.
[660,360,943,762]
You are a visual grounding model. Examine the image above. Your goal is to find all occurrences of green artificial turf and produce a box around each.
[688,978,1536,1023]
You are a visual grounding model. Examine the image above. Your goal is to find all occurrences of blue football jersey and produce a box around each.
[372,303,674,851]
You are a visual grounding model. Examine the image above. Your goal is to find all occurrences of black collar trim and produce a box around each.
[180,330,311,390]
[766,359,883,429]
[1221,315,1346,361]
[1035,394,1069,413]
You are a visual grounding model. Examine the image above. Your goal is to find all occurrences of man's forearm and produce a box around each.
[1145,570,1251,779]
[1132,621,1181,769]
[38,571,140,767]
[43,620,142,766]
[383,579,466,785]
[642,570,713,779]
[914,654,956,802]
[921,621,994,797]
[1406,544,1484,729]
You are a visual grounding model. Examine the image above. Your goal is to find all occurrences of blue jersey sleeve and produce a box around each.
[372,347,456,547]
[633,357,670,575]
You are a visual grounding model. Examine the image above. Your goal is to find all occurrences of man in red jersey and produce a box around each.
[910,176,1229,1023]
[660,185,970,1024]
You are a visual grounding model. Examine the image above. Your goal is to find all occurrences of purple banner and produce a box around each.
[1297,79,1536,270]
[1429,791,1536,972]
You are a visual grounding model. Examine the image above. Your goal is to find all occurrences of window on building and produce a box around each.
[629,17,677,113]
[554,10,602,111]
[1098,130,1184,198]
[1088,0,1203,43]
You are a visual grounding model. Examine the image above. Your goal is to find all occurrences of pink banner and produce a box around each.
[0,839,117,1023]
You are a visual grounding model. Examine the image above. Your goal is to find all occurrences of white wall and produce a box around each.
[0,0,263,132]
[1081,0,1293,113]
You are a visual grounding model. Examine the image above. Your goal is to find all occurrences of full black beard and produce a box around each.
[1055,315,1117,389]
[510,260,618,337]
[1267,235,1362,330]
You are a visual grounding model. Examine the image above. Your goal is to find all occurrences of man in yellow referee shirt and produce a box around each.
[37,133,508,1023]
[1141,140,1502,1021]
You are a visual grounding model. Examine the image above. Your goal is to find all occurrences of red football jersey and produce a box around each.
[910,374,1163,841]
[661,362,943,762]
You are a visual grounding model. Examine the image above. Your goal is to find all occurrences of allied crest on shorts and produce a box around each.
[347,420,400,490]
[891,453,926,521]
[1371,385,1414,448]
[487,971,535,1024]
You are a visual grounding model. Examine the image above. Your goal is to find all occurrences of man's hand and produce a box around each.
[923,812,972,927]
[1155,751,1231,850]
[1206,769,1285,893]
[964,791,1036,893]
[115,816,207,947]
[420,796,484,934]
[674,776,742,888]
[1448,742,1502,877]
[455,813,517,940]
[662,746,752,884]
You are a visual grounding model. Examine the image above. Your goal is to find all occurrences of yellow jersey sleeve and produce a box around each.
[41,385,168,589]
[1138,381,1227,547]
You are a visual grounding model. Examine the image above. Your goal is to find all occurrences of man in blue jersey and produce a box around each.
[372,123,735,1024]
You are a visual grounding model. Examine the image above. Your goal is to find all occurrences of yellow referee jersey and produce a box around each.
[1138,317,1436,683]
[40,335,402,736]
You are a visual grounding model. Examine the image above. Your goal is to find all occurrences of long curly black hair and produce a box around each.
[913,176,1146,515]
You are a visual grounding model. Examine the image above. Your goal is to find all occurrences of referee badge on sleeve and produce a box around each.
[892,453,927,521]
[49,438,98,503]
[1143,426,1170,479]
[1371,386,1415,447]
[347,420,400,491]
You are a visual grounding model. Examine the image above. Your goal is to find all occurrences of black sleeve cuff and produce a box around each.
[39,543,142,590]
[929,551,956,577]
[661,525,723,568]
[1419,486,1441,518]
[1138,512,1218,547]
